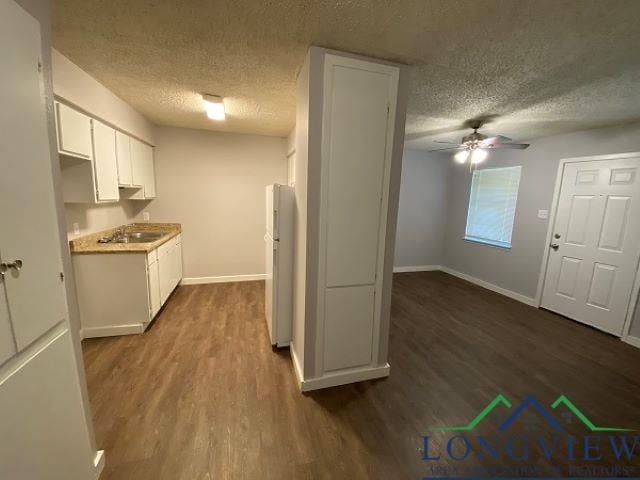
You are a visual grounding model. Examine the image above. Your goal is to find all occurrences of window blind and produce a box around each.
[465,166,522,248]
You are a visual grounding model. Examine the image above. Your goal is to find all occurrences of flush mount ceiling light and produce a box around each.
[202,94,225,120]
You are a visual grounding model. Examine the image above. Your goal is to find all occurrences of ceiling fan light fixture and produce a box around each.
[470,148,488,164]
[455,150,470,163]
[202,94,225,120]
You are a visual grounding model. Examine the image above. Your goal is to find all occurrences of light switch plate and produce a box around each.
[143,211,150,222]
[72,222,80,235]
[537,209,549,219]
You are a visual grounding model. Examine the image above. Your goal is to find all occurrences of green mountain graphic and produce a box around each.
[551,395,633,432]
[431,394,512,431]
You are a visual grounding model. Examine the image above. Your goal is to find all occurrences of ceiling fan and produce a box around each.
[429,120,530,165]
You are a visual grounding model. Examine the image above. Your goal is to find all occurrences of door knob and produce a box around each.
[550,244,559,250]
[0,259,23,273]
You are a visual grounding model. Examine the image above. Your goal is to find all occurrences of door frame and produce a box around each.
[534,151,640,339]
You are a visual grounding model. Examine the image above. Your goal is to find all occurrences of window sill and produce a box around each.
[463,236,512,250]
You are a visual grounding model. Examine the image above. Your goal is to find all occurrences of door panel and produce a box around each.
[598,196,630,251]
[323,286,374,371]
[324,65,391,287]
[587,263,616,309]
[556,257,581,299]
[542,157,640,335]
[93,121,120,202]
[565,195,594,246]
[0,2,67,350]
[0,331,95,480]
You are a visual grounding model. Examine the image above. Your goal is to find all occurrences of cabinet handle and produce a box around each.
[0,259,23,273]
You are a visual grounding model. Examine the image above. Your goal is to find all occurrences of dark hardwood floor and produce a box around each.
[82,272,640,479]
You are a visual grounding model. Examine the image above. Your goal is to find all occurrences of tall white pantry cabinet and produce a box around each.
[291,48,407,391]
[0,1,101,479]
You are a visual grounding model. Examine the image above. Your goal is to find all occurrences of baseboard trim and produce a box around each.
[299,363,390,392]
[290,344,304,389]
[393,265,442,273]
[623,335,640,349]
[94,450,105,479]
[181,274,267,285]
[439,266,538,307]
[80,324,144,339]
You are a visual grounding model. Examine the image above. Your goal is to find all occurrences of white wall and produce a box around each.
[142,126,287,280]
[394,149,450,268]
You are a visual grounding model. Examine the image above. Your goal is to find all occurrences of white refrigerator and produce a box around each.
[264,184,294,347]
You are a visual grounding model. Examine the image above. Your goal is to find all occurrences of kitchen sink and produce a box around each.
[100,231,169,244]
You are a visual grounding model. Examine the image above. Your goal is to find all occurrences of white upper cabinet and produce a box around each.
[55,102,92,159]
[115,130,133,186]
[130,138,156,199]
[92,120,120,202]
[55,103,157,203]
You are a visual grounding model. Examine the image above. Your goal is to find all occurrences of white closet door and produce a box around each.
[323,58,394,287]
[92,120,120,202]
[0,1,67,350]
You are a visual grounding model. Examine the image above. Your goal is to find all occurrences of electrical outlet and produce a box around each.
[143,212,150,222]
[537,209,549,219]
[73,222,80,235]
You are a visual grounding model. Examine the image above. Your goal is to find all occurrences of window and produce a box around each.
[465,166,522,249]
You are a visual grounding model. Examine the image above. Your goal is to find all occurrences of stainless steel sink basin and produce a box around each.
[109,231,168,244]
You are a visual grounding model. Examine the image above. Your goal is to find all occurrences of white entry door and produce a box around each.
[541,155,640,336]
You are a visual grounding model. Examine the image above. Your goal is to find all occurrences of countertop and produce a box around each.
[69,223,181,254]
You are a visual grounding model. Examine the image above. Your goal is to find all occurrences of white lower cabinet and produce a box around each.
[73,234,183,338]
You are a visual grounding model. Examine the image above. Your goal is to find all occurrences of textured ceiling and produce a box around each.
[53,0,640,148]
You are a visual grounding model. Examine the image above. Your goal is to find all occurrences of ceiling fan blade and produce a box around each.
[483,135,512,145]
[427,146,465,152]
[486,143,530,150]
[433,140,462,145]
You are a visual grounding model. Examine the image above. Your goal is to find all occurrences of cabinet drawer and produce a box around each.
[147,249,158,265]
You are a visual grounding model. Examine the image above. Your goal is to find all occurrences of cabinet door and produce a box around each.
[0,10,68,350]
[147,259,161,318]
[175,238,183,283]
[143,143,156,198]
[55,102,92,159]
[92,121,120,202]
[130,138,145,188]
[158,244,174,304]
[115,130,133,186]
